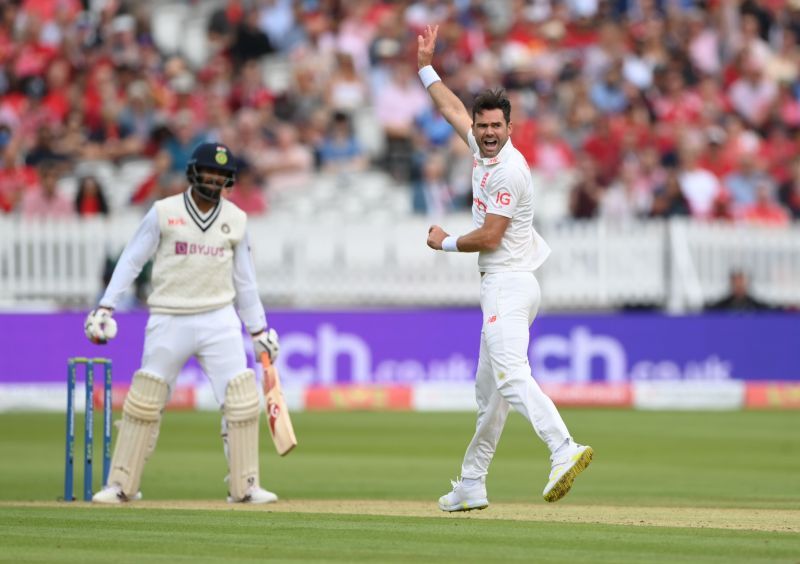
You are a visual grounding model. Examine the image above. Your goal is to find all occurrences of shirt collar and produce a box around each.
[184,188,222,232]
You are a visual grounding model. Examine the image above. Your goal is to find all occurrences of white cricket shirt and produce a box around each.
[468,130,550,273]
[99,188,267,333]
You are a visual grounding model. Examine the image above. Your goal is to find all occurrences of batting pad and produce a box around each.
[107,371,169,497]
[223,370,260,501]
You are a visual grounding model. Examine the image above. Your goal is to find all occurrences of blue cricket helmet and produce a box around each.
[186,142,238,203]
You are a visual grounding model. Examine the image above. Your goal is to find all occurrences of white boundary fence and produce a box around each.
[0,215,798,312]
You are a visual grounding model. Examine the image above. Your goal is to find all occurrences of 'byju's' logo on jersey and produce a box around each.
[175,241,225,257]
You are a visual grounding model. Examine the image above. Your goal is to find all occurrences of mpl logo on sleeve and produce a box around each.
[168,217,186,226]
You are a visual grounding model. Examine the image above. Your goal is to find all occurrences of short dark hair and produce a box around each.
[472,89,511,125]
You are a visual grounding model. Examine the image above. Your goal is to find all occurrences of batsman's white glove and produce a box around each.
[84,307,118,344]
[252,327,280,362]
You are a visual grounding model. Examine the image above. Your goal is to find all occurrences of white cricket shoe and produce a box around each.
[91,484,143,504]
[438,478,489,512]
[542,441,593,503]
[227,486,278,504]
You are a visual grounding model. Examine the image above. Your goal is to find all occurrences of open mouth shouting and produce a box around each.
[481,137,499,155]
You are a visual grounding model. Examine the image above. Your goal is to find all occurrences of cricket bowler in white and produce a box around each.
[418,25,593,510]
[84,142,280,504]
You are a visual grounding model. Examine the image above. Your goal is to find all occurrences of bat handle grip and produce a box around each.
[260,351,272,368]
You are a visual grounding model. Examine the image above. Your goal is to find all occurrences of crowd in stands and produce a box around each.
[1,0,800,227]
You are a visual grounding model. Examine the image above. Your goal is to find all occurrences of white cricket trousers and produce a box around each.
[461,271,570,480]
[140,304,248,406]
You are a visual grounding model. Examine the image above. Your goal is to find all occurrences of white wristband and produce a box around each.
[442,235,459,252]
[418,65,441,89]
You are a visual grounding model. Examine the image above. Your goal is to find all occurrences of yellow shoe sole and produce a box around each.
[543,446,594,503]
[439,499,490,512]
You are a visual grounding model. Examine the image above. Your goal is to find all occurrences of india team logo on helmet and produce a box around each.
[215,147,229,165]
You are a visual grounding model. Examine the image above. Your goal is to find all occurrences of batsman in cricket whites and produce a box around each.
[84,142,280,504]
[418,25,593,511]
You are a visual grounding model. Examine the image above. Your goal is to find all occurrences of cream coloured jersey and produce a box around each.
[146,190,247,313]
[99,189,267,332]
[467,130,550,273]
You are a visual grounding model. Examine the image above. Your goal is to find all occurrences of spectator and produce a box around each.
[74,175,109,217]
[600,160,648,222]
[318,112,367,174]
[650,168,691,218]
[225,161,267,215]
[42,58,73,122]
[56,110,90,160]
[758,122,795,184]
[414,106,454,149]
[723,150,775,210]
[230,6,274,64]
[687,9,721,76]
[19,163,73,219]
[326,52,369,115]
[162,110,205,174]
[258,0,297,52]
[374,60,429,182]
[108,14,140,69]
[568,154,603,220]
[288,11,337,91]
[590,63,629,114]
[765,28,800,85]
[562,80,599,150]
[650,70,703,127]
[86,99,143,162]
[129,151,171,207]
[0,126,36,213]
[727,56,778,130]
[705,270,773,312]
[774,81,800,130]
[256,122,314,194]
[529,113,575,180]
[412,150,455,217]
[229,60,273,113]
[118,80,160,147]
[582,116,621,184]
[25,123,67,167]
[678,147,721,218]
[698,126,735,180]
[740,182,790,226]
[709,191,735,222]
[778,157,800,220]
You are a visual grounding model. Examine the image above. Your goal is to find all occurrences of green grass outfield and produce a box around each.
[1,409,798,562]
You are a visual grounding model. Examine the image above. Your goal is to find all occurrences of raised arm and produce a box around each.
[417,25,472,145]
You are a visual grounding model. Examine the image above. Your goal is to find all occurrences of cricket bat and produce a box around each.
[261,352,297,456]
